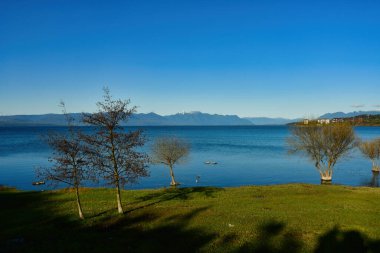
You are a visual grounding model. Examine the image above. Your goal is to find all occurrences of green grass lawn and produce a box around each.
[1,184,380,253]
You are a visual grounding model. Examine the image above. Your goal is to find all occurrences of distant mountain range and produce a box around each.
[129,112,252,126]
[0,112,252,126]
[1,110,379,126]
[0,114,83,126]
[244,117,299,125]
[319,111,380,119]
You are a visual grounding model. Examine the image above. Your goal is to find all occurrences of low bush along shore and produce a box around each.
[1,184,380,253]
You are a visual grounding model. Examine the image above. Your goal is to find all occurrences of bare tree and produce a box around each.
[288,123,356,183]
[38,102,89,219]
[358,139,380,172]
[81,88,149,214]
[151,137,190,186]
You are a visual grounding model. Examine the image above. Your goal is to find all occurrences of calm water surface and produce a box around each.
[1,126,380,190]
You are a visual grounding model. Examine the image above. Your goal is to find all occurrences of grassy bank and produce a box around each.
[1,184,380,252]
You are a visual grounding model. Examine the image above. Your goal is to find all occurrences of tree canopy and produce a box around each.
[288,123,356,182]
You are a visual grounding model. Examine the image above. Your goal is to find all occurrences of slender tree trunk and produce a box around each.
[372,160,380,172]
[75,186,85,219]
[320,168,333,184]
[116,180,123,214]
[110,130,123,214]
[169,164,177,186]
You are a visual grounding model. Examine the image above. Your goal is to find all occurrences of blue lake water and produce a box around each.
[1,126,380,190]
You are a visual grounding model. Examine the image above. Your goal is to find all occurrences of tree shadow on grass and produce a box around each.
[2,186,380,253]
[0,187,76,253]
[233,221,303,253]
[134,186,223,202]
[38,207,216,253]
[0,187,218,253]
[314,226,380,253]
[232,220,380,253]
[125,187,223,213]
[91,206,214,253]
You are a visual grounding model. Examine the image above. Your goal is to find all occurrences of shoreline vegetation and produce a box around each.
[293,114,380,127]
[1,184,380,252]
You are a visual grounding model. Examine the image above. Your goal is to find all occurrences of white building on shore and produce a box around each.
[317,119,330,124]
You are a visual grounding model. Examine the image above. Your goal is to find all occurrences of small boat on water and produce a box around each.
[204,161,218,165]
[32,181,45,186]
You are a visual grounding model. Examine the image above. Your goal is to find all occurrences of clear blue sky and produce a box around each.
[1,0,379,118]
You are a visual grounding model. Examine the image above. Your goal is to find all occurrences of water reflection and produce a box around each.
[361,171,379,187]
